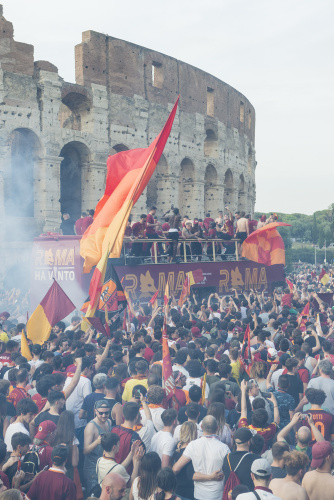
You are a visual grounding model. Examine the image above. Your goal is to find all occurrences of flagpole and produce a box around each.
[325,240,327,263]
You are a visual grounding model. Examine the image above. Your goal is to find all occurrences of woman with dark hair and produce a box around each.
[149,467,182,500]
[207,402,232,448]
[53,410,82,499]
[129,452,161,500]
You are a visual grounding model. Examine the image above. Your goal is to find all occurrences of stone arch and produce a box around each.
[204,129,218,158]
[204,164,218,214]
[59,85,92,132]
[238,173,247,211]
[146,154,168,210]
[223,168,234,208]
[59,141,91,220]
[5,128,42,217]
[178,158,195,216]
[110,144,129,155]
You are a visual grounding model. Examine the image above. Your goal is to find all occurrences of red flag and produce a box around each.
[80,97,179,273]
[285,278,293,292]
[239,324,252,376]
[242,222,291,265]
[298,302,310,332]
[188,269,204,286]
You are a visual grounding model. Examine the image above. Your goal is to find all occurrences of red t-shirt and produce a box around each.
[296,409,334,445]
[223,220,234,237]
[81,216,93,233]
[26,468,76,500]
[132,222,146,238]
[32,394,48,413]
[8,387,29,408]
[74,218,83,235]
[315,353,334,365]
[282,293,293,307]
[0,471,9,490]
[0,353,13,369]
[36,444,53,469]
[171,388,187,411]
[238,417,277,452]
[146,214,156,235]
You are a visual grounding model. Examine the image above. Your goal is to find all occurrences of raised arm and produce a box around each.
[240,380,248,420]
[277,413,301,442]
[63,357,82,400]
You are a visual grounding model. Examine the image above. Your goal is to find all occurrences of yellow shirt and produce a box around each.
[122,377,148,402]
[230,359,241,384]
[0,331,9,343]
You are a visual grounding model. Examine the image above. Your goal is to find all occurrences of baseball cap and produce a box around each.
[95,400,110,410]
[311,441,333,468]
[234,427,253,444]
[51,444,69,466]
[268,348,278,359]
[35,420,57,440]
[251,458,272,476]
[191,327,201,338]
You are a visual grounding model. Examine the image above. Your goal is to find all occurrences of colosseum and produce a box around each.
[0,5,256,286]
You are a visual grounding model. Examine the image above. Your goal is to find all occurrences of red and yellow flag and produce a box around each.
[27,281,76,345]
[242,222,291,265]
[188,268,204,286]
[298,302,310,332]
[319,268,330,286]
[87,244,109,315]
[239,324,252,376]
[21,331,32,361]
[149,289,159,309]
[80,97,179,273]
[178,275,190,307]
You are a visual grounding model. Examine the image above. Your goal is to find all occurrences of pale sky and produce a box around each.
[4,0,334,215]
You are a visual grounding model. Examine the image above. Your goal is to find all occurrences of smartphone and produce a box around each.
[300,414,309,420]
[225,383,231,391]
[134,389,141,400]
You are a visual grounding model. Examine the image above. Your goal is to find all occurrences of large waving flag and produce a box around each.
[298,302,310,332]
[242,222,291,265]
[80,97,179,273]
[178,269,204,307]
[27,281,76,345]
[21,331,32,361]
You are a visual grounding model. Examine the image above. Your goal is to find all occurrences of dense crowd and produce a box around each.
[61,207,278,263]
[0,265,334,499]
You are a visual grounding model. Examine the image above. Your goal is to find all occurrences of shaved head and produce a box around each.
[297,426,311,446]
[202,415,218,434]
[101,472,126,500]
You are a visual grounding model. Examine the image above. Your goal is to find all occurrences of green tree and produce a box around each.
[318,226,325,249]
[311,214,318,244]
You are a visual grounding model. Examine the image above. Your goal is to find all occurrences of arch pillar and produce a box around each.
[34,155,63,232]
[81,161,106,212]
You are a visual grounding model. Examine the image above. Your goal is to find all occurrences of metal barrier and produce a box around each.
[122,237,241,264]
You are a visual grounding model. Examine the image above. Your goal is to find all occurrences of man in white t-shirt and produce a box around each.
[140,385,165,432]
[64,357,93,446]
[183,360,209,403]
[5,398,38,451]
[150,409,177,468]
[173,415,230,500]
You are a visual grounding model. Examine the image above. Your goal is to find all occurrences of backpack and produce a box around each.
[222,452,250,500]
[21,445,44,476]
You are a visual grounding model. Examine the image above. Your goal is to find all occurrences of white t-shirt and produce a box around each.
[172,365,189,379]
[96,457,130,484]
[183,435,230,500]
[271,368,284,390]
[140,407,164,432]
[138,420,155,452]
[64,375,92,428]
[5,422,29,452]
[29,359,44,369]
[173,423,203,443]
[184,377,209,400]
[150,430,176,459]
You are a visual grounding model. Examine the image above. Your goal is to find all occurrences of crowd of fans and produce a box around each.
[0,265,333,499]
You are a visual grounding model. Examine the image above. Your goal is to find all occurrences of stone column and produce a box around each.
[34,155,63,232]
[81,161,106,211]
[189,180,204,219]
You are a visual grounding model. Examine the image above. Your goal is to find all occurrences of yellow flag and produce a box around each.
[21,331,32,361]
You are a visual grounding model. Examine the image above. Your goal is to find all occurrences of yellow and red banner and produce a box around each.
[242,222,291,266]
[27,280,76,345]
[285,278,293,292]
[178,269,204,307]
[319,268,330,286]
[21,331,32,361]
[80,97,180,273]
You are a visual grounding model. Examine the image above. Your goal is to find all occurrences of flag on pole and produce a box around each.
[319,268,330,286]
[178,275,190,308]
[285,278,293,292]
[239,324,252,376]
[149,289,159,309]
[20,330,32,361]
[27,280,76,345]
[88,244,110,314]
[242,222,291,265]
[162,283,175,400]
[298,302,310,332]
[81,261,127,333]
[80,97,180,273]
[188,269,204,287]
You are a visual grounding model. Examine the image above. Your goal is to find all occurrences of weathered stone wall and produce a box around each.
[0,6,256,286]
